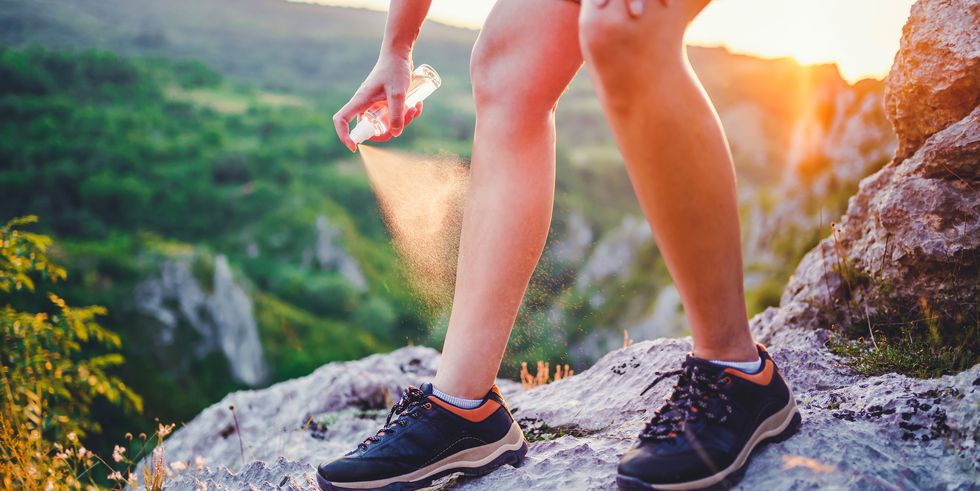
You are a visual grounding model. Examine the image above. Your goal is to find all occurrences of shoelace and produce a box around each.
[638,361,734,442]
[357,386,431,450]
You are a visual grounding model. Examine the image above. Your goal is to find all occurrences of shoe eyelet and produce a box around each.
[722,376,733,385]
[424,403,432,410]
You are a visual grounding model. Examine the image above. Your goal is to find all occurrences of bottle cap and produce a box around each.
[349,119,377,144]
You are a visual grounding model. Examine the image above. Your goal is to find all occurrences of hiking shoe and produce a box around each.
[617,344,801,490]
[316,383,527,490]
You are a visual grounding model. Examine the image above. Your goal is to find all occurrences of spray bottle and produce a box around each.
[349,64,442,145]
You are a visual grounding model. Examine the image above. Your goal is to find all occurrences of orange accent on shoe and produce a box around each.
[756,343,769,354]
[490,385,503,399]
[489,384,516,419]
[724,359,774,386]
[428,396,501,423]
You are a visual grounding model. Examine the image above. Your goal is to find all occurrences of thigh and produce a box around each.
[472,0,584,111]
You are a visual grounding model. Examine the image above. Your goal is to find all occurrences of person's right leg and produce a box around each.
[318,1,582,489]
[432,0,583,399]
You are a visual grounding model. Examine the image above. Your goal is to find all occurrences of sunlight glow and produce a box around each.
[299,0,914,84]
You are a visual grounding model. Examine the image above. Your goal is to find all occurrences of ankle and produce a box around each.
[431,385,484,409]
[430,377,488,400]
[693,343,759,363]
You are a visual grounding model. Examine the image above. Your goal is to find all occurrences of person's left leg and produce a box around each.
[576,1,801,489]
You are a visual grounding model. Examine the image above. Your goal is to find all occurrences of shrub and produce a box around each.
[0,216,142,488]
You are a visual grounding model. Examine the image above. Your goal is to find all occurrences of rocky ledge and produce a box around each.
[161,0,979,488]
[162,337,978,490]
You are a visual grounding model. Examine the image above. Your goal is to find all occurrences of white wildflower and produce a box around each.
[158,422,176,438]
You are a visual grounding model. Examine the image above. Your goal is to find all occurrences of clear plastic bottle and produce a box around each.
[349,64,442,144]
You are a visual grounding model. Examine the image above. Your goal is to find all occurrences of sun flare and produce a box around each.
[304,0,916,84]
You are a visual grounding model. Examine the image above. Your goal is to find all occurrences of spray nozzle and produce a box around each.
[350,119,378,145]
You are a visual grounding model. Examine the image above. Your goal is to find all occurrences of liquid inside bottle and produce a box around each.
[349,64,442,144]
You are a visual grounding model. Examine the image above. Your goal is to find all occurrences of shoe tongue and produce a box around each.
[684,354,726,374]
[418,382,434,396]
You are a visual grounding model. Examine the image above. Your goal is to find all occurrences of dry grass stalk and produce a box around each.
[520,361,574,391]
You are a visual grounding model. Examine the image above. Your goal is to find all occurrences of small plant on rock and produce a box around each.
[520,360,574,391]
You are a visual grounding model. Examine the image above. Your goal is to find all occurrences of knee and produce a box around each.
[469,40,499,110]
[470,39,556,119]
[578,8,681,74]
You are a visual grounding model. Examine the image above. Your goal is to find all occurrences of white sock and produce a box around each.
[431,386,483,409]
[709,357,762,374]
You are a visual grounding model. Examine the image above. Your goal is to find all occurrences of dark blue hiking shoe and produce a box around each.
[617,344,801,490]
[316,383,527,490]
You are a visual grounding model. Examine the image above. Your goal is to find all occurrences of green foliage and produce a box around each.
[0,47,432,443]
[823,228,979,378]
[827,320,978,379]
[0,216,141,488]
[0,215,66,293]
[254,292,382,380]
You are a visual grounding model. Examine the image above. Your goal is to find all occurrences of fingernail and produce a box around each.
[593,0,609,6]
[629,0,644,16]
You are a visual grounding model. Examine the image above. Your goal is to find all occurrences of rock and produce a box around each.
[744,77,895,292]
[884,0,980,161]
[774,100,980,334]
[162,336,979,490]
[314,214,367,291]
[209,255,268,386]
[761,0,980,334]
[575,215,653,308]
[134,254,269,386]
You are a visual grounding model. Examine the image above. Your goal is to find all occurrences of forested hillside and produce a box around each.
[0,47,434,447]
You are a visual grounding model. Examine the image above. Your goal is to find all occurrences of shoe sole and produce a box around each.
[317,421,527,491]
[617,398,802,491]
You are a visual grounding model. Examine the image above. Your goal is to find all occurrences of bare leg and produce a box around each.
[432,0,583,398]
[578,0,757,361]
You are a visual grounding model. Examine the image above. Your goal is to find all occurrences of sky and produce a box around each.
[302,0,915,83]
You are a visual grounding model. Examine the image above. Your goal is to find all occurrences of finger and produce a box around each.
[414,101,424,119]
[333,94,375,152]
[626,0,645,17]
[386,86,407,137]
[593,0,611,6]
[403,107,418,127]
[369,132,394,142]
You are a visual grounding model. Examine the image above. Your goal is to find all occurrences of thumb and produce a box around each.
[333,93,375,152]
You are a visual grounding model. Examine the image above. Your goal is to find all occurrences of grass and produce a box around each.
[828,322,977,379]
[519,360,574,391]
[518,418,602,443]
[821,223,979,378]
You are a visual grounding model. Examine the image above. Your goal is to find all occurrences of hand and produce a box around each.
[332,53,425,152]
[593,0,671,17]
